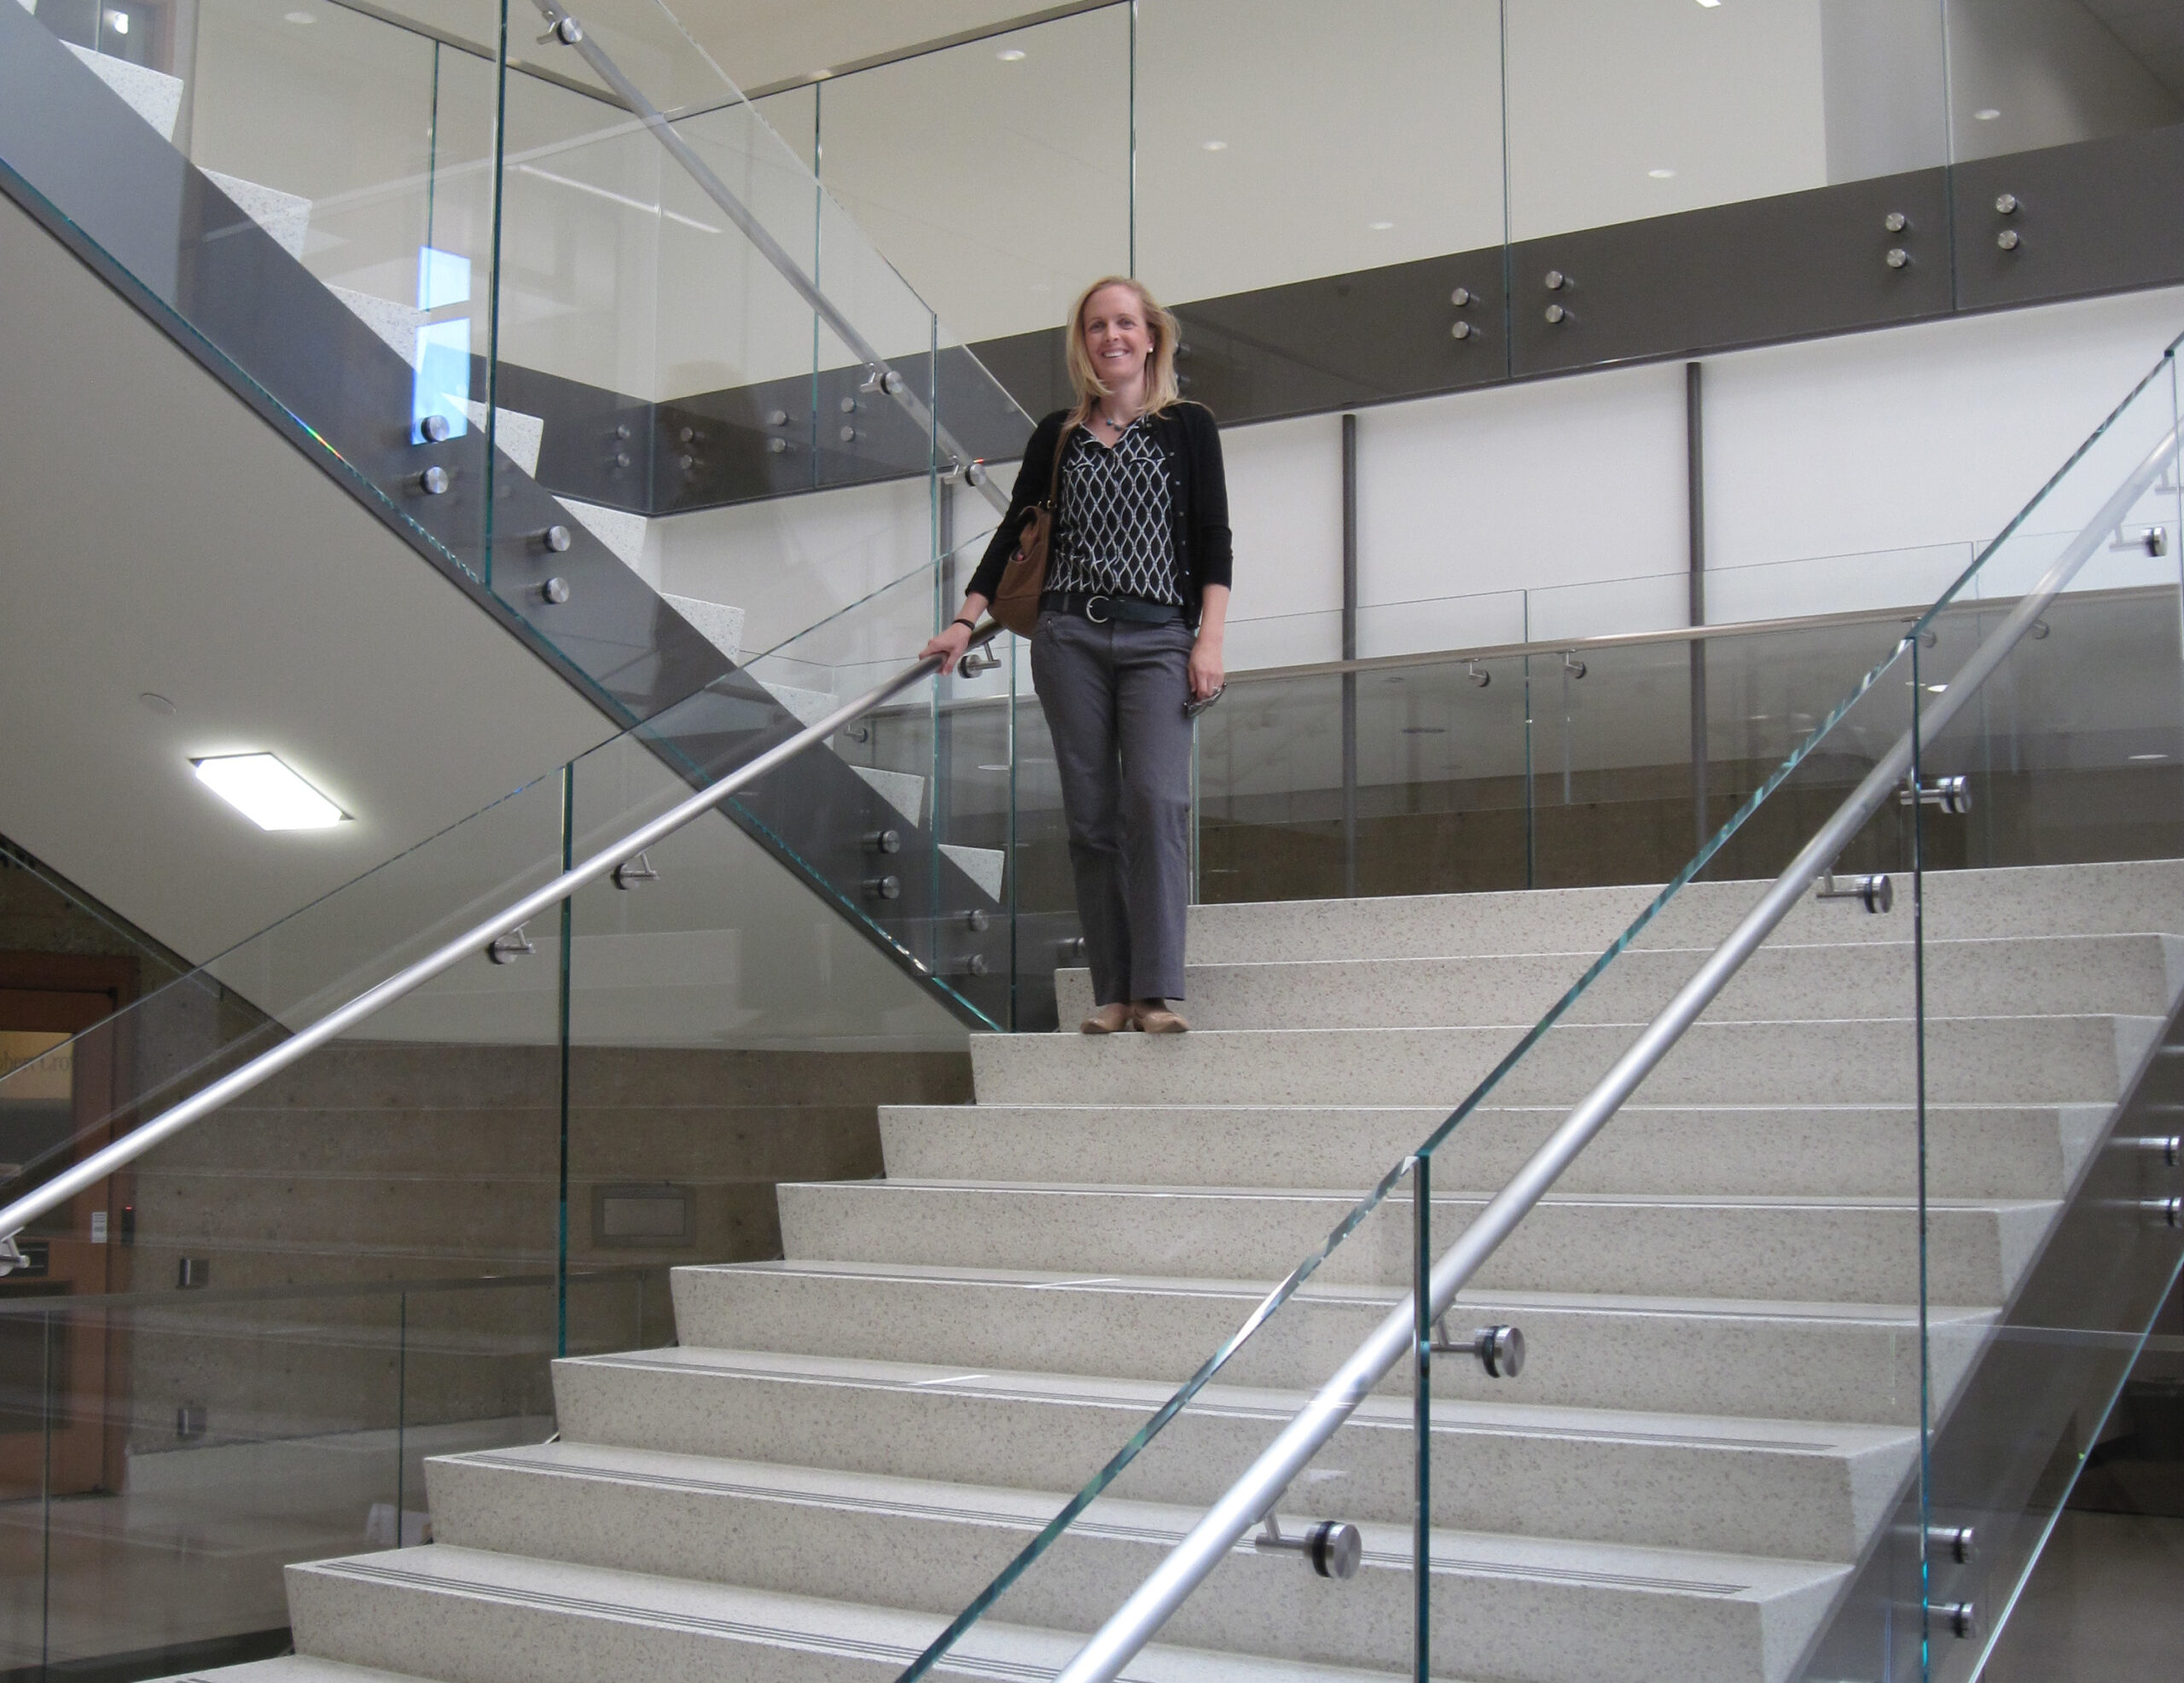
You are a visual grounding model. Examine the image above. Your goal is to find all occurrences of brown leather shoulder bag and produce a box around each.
[990,420,1075,635]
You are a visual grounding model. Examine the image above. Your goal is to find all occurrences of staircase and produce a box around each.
[164,860,2182,1683]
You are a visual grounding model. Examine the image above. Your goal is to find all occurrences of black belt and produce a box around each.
[1041,590,1185,625]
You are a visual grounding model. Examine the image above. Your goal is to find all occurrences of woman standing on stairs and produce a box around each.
[924,276,1231,1034]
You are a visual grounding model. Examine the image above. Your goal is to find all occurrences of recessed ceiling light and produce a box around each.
[810,67,833,80]
[1368,220,1394,230]
[192,753,348,830]
[1649,167,1677,179]
[977,763,1012,772]
[1974,107,2001,120]
[1201,139,1228,151]
[1696,1,1722,9]
[283,9,313,20]
[996,47,1025,61]
[1925,683,1949,694]
[106,9,129,33]
[2130,752,2170,761]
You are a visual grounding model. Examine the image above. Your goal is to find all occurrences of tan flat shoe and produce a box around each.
[1080,1002,1132,1035]
[1131,999,1188,1034]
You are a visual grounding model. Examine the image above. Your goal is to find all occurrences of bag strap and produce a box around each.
[1043,418,1074,513]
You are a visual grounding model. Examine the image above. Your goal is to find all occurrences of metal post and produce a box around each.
[1411,1153,1432,1683]
[1687,362,1710,854]
[1342,413,1360,897]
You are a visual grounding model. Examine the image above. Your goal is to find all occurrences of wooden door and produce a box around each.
[0,955,136,1499]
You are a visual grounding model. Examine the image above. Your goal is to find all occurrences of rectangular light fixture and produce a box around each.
[191,753,348,830]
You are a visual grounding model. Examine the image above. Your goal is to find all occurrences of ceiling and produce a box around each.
[2084,0,2184,102]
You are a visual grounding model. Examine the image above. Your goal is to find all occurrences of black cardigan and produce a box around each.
[965,403,1233,625]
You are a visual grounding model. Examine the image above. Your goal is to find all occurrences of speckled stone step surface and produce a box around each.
[776,1180,2050,1306]
[1180,860,2184,966]
[148,1661,431,1683]
[1054,933,2184,1031]
[667,1262,1988,1428]
[283,1544,1457,1683]
[967,1013,2158,1107]
[541,1344,1908,1560]
[877,1102,2105,1199]
[413,1441,1848,1681]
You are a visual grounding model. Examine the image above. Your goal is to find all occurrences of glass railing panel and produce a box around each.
[6,0,502,582]
[1135,0,1503,308]
[901,612,1936,1679]
[0,1269,642,1673]
[1946,0,2184,166]
[804,4,1134,351]
[1502,0,1948,245]
[1850,351,2184,1682]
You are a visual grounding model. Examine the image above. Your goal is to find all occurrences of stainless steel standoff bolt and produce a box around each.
[2112,524,2169,557]
[865,828,902,855]
[1450,286,1472,307]
[1900,775,1972,815]
[839,395,860,414]
[1544,303,1569,324]
[766,409,789,427]
[413,465,450,496]
[1928,1523,1978,1564]
[1995,193,2018,215]
[539,577,570,605]
[538,525,572,553]
[961,953,990,978]
[1885,248,1911,270]
[487,926,536,964]
[2148,1196,2182,1228]
[965,461,989,487]
[542,15,582,45]
[863,874,902,902]
[1544,270,1567,290]
[1884,212,1908,233]
[768,438,791,454]
[611,850,659,891]
[1815,872,1894,914]
[1252,1510,1362,1580]
[418,413,452,444]
[840,426,859,444]
[1432,1317,1525,1378]
[2139,1135,2182,1169]
[1057,934,1087,962]
[964,908,990,932]
[1943,1602,1979,1640]
[1450,320,1473,340]
[1997,229,2020,251]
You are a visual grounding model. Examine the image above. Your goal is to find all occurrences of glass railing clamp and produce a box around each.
[1899,775,1972,815]
[1251,1508,1361,1580]
[1430,1315,1525,1378]
[2109,524,2169,557]
[1815,872,1893,914]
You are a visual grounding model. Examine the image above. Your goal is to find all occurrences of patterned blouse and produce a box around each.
[1047,417,1184,606]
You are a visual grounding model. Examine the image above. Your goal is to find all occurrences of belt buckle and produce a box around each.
[1085,595,1112,624]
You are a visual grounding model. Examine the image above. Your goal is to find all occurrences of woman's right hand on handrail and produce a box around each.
[921,594,991,674]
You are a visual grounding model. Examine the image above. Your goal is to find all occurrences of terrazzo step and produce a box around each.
[283,1545,1444,1683]
[1054,933,2183,1032]
[1182,861,2184,966]
[669,1261,1991,1428]
[418,1441,1848,1681]
[776,1181,2050,1306]
[967,1014,2157,1107]
[877,1101,2106,1200]
[146,1660,430,1683]
[544,1346,1906,1559]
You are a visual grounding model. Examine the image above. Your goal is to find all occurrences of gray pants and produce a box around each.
[1031,609,1195,1005]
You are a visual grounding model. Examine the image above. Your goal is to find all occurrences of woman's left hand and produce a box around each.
[1188,634,1224,700]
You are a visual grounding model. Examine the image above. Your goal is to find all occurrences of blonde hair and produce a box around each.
[1064,276,1183,427]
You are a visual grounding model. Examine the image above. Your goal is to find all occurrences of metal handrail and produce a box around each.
[0,624,1000,1274]
[1047,423,2183,1683]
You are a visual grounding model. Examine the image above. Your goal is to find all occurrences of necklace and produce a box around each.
[1094,408,1136,432]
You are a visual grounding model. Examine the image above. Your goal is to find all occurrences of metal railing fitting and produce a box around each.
[0,622,1002,1275]
[1044,417,2183,1683]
